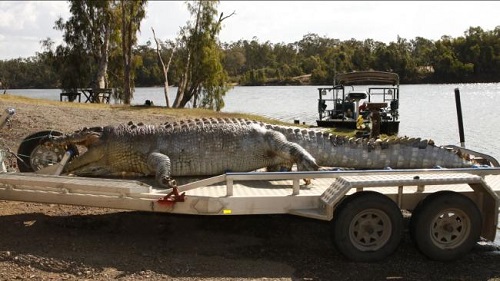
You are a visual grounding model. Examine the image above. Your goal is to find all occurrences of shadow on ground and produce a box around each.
[0,211,499,280]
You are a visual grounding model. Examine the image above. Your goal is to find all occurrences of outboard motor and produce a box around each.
[347,91,367,119]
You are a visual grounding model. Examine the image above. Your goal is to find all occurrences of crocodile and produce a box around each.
[46,118,472,187]
[47,118,320,187]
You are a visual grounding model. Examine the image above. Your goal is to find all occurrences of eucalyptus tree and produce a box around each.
[52,0,147,103]
[386,36,416,81]
[54,0,114,92]
[172,0,233,110]
[119,0,147,104]
[411,37,436,67]
[431,36,474,82]
[273,42,300,77]
[459,26,500,80]
[133,42,164,87]
[150,28,181,107]
[297,33,334,59]
[221,43,246,77]
[350,39,374,71]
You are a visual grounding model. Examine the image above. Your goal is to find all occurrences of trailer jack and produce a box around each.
[157,187,186,206]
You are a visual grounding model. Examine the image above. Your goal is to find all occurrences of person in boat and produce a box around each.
[357,114,366,130]
[359,101,367,112]
[356,115,364,129]
[345,108,353,119]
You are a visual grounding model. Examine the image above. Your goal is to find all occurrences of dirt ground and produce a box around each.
[0,95,500,281]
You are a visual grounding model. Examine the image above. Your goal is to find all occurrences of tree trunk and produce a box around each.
[173,52,191,108]
[173,2,203,108]
[178,83,199,108]
[121,0,132,105]
[95,24,110,90]
[152,27,171,108]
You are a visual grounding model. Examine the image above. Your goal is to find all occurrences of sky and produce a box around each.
[0,1,499,60]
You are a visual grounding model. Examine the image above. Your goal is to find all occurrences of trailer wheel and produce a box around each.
[410,191,481,261]
[17,130,77,172]
[332,191,403,262]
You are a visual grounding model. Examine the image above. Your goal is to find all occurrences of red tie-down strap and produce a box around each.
[157,187,186,207]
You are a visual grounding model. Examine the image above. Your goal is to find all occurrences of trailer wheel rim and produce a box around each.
[29,145,66,171]
[349,208,392,251]
[429,208,471,249]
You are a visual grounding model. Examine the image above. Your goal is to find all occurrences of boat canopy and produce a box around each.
[335,71,399,86]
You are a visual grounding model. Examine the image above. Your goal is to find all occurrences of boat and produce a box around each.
[316,71,400,135]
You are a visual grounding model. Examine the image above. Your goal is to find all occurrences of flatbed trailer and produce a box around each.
[0,167,499,262]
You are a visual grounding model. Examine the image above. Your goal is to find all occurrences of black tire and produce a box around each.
[410,191,482,261]
[331,191,403,262]
[17,130,77,172]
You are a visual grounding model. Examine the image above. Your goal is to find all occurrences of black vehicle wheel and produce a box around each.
[410,191,482,261]
[332,191,403,262]
[17,130,77,172]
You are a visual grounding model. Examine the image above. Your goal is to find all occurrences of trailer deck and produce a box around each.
[1,168,499,215]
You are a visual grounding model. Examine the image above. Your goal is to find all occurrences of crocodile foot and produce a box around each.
[161,177,177,189]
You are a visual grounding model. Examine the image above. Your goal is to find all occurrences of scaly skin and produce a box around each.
[49,118,319,187]
[48,118,472,187]
[266,124,471,169]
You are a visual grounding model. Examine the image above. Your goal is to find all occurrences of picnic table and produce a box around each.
[80,88,112,103]
[60,88,113,104]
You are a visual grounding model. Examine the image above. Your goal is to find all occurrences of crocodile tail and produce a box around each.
[267,125,472,169]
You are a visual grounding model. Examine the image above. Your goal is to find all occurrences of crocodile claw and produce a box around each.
[161,177,177,189]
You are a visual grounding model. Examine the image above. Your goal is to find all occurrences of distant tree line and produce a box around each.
[225,26,500,85]
[1,26,499,91]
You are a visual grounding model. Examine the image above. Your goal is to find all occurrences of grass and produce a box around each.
[324,126,392,139]
[326,127,359,137]
[0,93,300,126]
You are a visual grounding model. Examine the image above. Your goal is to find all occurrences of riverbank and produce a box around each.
[0,95,499,280]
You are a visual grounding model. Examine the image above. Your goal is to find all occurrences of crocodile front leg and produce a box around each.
[147,152,176,188]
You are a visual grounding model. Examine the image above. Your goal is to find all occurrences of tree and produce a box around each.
[172,1,233,110]
[432,37,473,82]
[222,44,246,77]
[134,42,163,87]
[54,0,114,93]
[152,27,176,107]
[119,0,147,104]
[50,0,147,103]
